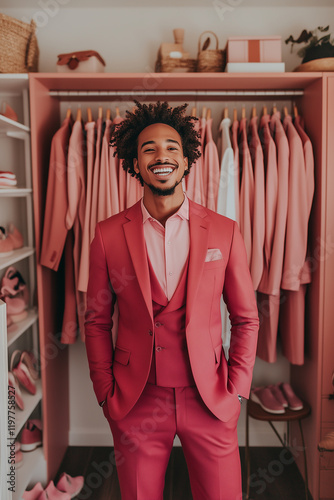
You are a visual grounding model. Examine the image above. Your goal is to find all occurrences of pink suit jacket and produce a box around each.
[85,199,259,423]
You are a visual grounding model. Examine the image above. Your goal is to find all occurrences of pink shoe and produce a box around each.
[11,350,37,395]
[20,420,42,452]
[279,383,303,411]
[251,387,285,414]
[7,223,23,249]
[56,472,84,498]
[0,227,14,256]
[1,102,18,122]
[268,384,288,408]
[23,482,44,500]
[8,371,24,410]
[2,268,29,322]
[38,481,71,500]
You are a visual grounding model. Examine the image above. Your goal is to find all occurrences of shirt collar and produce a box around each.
[141,193,189,224]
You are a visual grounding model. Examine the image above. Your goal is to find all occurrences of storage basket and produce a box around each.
[155,56,197,73]
[0,13,39,73]
[197,31,225,72]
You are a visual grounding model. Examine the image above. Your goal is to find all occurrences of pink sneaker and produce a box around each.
[23,483,44,500]
[11,350,37,395]
[20,420,43,452]
[251,387,285,414]
[7,223,23,249]
[280,383,303,411]
[56,472,84,498]
[0,226,14,256]
[268,384,288,408]
[8,371,24,410]
[37,481,71,500]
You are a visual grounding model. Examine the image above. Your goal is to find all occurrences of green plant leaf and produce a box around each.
[318,34,331,44]
[318,25,329,32]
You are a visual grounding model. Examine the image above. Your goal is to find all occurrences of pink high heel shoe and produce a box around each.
[11,350,38,395]
[1,267,29,322]
[56,472,84,498]
[23,482,44,500]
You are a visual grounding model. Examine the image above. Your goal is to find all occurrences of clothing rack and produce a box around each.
[49,89,304,97]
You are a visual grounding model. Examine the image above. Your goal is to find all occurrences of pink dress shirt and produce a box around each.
[141,195,190,300]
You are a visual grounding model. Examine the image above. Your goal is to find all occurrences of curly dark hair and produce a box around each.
[109,101,201,185]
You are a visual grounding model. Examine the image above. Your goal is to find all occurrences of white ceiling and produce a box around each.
[1,0,334,7]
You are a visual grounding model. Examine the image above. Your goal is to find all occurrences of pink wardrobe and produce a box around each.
[29,73,334,500]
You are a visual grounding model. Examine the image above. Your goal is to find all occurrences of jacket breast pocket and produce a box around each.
[203,260,224,270]
[114,345,130,365]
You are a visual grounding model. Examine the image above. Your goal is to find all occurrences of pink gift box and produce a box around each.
[227,36,282,63]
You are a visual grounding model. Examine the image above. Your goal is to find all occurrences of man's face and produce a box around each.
[133,123,188,197]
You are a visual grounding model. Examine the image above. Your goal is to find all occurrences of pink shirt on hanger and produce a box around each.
[40,116,72,270]
[231,119,240,225]
[203,117,220,211]
[78,120,96,293]
[89,117,103,241]
[185,118,205,206]
[97,118,113,221]
[248,115,265,290]
[109,141,120,216]
[114,115,126,212]
[281,114,308,291]
[239,117,254,269]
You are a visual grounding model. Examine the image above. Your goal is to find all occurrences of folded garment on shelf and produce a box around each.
[0,171,16,179]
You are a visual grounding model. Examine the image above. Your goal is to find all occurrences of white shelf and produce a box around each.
[0,115,30,133]
[0,74,28,93]
[0,247,35,272]
[0,188,32,197]
[7,309,39,347]
[15,447,45,500]
[15,378,42,438]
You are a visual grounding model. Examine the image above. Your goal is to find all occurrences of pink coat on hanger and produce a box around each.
[239,117,254,269]
[108,142,120,216]
[40,116,72,270]
[248,116,265,290]
[89,117,103,242]
[185,118,205,206]
[78,120,96,293]
[66,119,86,340]
[97,118,113,221]
[281,115,308,291]
[231,119,240,225]
[204,117,220,211]
[200,116,207,204]
[113,115,126,211]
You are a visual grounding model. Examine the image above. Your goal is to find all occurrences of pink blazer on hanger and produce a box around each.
[239,117,254,269]
[78,120,96,293]
[185,118,205,206]
[248,116,265,290]
[203,118,220,211]
[231,119,240,225]
[97,118,113,221]
[89,117,103,242]
[85,199,259,422]
[40,116,72,270]
[109,142,120,217]
[113,115,126,212]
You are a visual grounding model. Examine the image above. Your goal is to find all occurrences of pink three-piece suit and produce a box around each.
[85,197,259,500]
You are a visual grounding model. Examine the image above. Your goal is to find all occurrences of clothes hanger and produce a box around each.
[293,104,299,118]
[98,106,103,119]
[252,105,257,118]
[87,107,93,122]
[233,108,238,122]
[66,108,72,120]
[191,106,197,117]
[283,106,289,117]
[241,107,246,119]
[76,108,82,122]
[272,104,277,114]
[106,108,111,121]
[223,107,228,119]
[206,108,211,120]
[115,106,120,118]
[263,105,267,116]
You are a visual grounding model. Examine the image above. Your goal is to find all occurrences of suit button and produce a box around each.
[148,329,153,336]
[155,321,162,328]
[156,346,163,352]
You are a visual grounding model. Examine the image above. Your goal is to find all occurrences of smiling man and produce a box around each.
[85,101,259,500]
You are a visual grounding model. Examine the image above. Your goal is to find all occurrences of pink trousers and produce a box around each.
[103,383,242,500]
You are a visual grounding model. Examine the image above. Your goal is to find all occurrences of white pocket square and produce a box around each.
[205,248,222,262]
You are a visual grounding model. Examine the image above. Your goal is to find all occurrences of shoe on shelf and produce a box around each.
[11,350,37,395]
[279,382,303,411]
[268,384,288,408]
[56,472,84,498]
[23,482,44,500]
[7,223,24,249]
[1,266,28,297]
[1,267,29,323]
[1,101,18,122]
[318,431,334,452]
[251,387,285,414]
[37,481,71,500]
[0,227,14,256]
[8,371,24,410]
[20,420,43,452]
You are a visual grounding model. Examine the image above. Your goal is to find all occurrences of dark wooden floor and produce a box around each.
[55,446,312,500]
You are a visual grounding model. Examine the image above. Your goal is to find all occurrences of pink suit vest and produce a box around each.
[147,256,195,387]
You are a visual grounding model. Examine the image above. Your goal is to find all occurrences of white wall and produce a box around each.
[2,2,332,446]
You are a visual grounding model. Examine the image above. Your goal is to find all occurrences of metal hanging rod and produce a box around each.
[49,89,304,97]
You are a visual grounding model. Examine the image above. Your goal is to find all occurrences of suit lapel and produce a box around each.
[186,201,210,326]
[123,201,153,321]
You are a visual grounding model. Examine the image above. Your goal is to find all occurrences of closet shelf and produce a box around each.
[0,115,30,133]
[16,447,45,500]
[0,188,32,197]
[0,74,29,93]
[7,309,39,347]
[15,378,42,438]
[0,247,35,272]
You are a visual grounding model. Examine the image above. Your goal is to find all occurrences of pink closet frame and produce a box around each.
[28,72,332,499]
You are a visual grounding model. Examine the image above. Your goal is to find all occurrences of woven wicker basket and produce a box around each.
[0,13,39,73]
[156,55,197,73]
[197,31,225,72]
